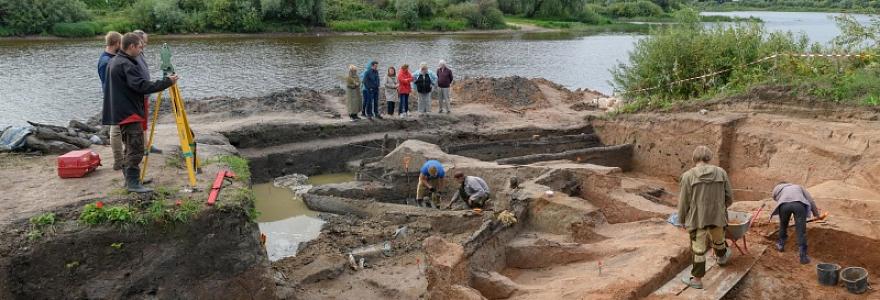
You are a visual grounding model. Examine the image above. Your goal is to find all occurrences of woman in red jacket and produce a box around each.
[397,64,413,118]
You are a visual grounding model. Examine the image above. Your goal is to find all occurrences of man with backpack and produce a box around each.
[413,62,438,116]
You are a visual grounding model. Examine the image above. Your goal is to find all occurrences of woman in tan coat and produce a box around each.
[345,65,363,121]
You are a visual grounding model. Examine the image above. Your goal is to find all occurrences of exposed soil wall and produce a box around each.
[0,209,274,299]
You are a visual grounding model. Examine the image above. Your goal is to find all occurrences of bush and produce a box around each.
[446,0,505,29]
[206,0,264,32]
[396,0,420,29]
[132,0,187,33]
[612,9,809,102]
[102,19,138,33]
[261,0,326,25]
[50,21,101,37]
[607,0,664,18]
[325,0,390,20]
[0,0,91,34]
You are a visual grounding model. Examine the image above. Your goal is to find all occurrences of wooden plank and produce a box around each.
[652,244,766,299]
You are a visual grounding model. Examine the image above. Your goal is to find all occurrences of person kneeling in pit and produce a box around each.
[445,172,490,210]
[417,159,445,208]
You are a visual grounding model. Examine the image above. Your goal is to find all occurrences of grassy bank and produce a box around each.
[696,2,878,13]
[611,9,880,113]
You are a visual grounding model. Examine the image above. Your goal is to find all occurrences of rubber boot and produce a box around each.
[125,167,153,193]
[799,245,810,264]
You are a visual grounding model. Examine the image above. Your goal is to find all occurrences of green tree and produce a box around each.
[0,0,90,34]
[396,0,419,28]
[261,0,326,25]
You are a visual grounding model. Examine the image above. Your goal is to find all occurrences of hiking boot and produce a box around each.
[799,245,811,264]
[125,167,153,193]
[717,248,733,266]
[149,145,163,154]
[776,240,785,252]
[681,276,703,289]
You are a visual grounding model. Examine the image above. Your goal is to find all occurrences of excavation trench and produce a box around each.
[5,77,879,299]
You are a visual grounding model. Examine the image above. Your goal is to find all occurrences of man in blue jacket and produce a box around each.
[98,31,123,170]
[362,61,382,120]
[417,160,445,208]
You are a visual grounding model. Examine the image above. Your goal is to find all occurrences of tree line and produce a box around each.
[0,0,686,37]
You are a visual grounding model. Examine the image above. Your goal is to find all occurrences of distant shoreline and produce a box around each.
[0,24,559,42]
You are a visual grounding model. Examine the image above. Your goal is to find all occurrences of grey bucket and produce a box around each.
[840,267,869,294]
[816,263,840,286]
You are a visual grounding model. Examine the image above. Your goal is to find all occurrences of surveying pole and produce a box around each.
[141,43,199,190]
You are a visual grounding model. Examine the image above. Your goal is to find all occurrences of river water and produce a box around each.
[0,11,863,127]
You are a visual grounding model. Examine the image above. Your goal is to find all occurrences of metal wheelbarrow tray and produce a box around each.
[725,209,760,255]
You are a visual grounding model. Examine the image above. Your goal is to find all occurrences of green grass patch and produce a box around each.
[50,22,102,38]
[329,20,399,32]
[30,212,56,226]
[27,212,57,240]
[79,203,137,225]
[206,155,251,182]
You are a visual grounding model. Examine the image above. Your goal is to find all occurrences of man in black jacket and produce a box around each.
[102,33,178,193]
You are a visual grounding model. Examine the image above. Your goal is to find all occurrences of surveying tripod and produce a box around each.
[141,43,199,190]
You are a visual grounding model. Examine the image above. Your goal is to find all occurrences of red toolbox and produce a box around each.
[57,150,102,178]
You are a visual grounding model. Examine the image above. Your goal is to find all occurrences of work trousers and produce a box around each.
[108,125,123,169]
[417,178,442,206]
[779,202,808,249]
[690,225,727,278]
[363,89,379,117]
[386,101,396,115]
[417,92,431,113]
[399,94,410,114]
[438,87,451,112]
[120,123,145,170]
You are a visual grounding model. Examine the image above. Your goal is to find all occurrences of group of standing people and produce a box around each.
[97,30,178,193]
[346,60,454,121]
[677,146,822,290]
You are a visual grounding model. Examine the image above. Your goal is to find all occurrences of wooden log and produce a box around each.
[69,120,99,133]
[27,121,68,133]
[32,127,91,148]
[25,136,77,154]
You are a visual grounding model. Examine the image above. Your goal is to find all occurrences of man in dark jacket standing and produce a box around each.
[133,30,162,154]
[677,145,733,289]
[102,33,178,193]
[363,61,382,120]
[436,60,453,114]
[98,31,123,170]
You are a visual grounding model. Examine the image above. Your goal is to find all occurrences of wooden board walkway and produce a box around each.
[651,244,767,299]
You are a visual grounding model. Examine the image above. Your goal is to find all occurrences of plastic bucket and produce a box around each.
[816,263,840,286]
[840,267,869,294]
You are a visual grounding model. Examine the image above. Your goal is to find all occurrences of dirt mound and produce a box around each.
[453,76,550,110]
[186,87,333,116]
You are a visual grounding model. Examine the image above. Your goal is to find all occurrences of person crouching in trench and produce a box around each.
[445,172,490,210]
[678,146,734,289]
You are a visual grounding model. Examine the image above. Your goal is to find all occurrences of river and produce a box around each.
[0,11,865,127]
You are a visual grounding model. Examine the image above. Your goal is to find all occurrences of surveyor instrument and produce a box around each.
[141,43,199,189]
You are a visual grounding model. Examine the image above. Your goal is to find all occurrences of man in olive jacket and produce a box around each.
[677,145,733,289]
[102,33,178,193]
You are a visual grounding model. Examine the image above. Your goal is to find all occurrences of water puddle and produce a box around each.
[308,172,356,185]
[254,172,356,262]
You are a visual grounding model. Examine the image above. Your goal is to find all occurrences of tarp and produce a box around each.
[0,126,32,152]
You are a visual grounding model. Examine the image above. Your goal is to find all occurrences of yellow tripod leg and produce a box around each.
[140,92,163,182]
[170,84,198,187]
[173,85,198,171]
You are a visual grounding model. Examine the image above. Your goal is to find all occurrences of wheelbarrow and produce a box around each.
[725,204,765,255]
